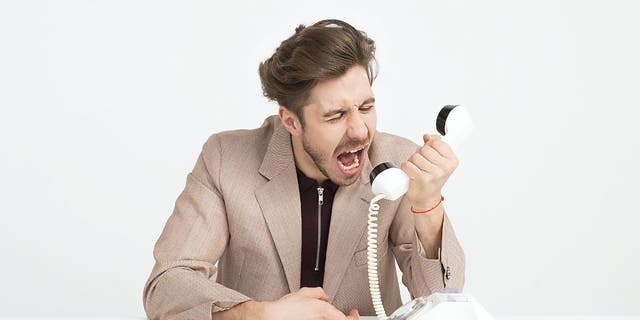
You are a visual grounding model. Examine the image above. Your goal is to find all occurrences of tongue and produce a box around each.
[338,152,356,166]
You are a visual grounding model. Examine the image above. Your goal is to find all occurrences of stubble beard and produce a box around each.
[301,132,361,187]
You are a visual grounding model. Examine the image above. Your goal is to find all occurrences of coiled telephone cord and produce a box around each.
[367,194,388,320]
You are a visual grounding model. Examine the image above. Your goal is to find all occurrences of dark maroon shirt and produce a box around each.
[296,167,339,288]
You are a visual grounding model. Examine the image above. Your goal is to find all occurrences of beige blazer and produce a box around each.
[143,115,465,320]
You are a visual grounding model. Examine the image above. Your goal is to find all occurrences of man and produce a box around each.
[143,19,465,320]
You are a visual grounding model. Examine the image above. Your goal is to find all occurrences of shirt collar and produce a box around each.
[296,166,339,194]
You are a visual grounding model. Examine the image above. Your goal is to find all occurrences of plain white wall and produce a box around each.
[1,0,638,317]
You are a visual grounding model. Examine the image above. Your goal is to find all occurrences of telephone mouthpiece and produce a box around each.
[370,162,409,200]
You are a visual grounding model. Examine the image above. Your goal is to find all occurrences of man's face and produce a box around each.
[299,65,377,186]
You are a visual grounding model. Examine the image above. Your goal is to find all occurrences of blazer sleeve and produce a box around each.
[143,135,251,320]
[389,197,466,298]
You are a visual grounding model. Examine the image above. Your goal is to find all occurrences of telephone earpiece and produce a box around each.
[437,104,474,150]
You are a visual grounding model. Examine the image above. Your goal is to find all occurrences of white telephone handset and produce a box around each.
[367,105,493,320]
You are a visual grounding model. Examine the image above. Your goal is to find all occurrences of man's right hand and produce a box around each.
[263,287,359,320]
[213,287,359,320]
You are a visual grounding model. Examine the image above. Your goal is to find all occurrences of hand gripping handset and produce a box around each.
[370,105,474,200]
[367,105,493,320]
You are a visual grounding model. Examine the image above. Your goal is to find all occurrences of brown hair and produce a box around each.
[258,19,377,125]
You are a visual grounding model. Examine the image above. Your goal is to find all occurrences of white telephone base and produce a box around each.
[385,292,495,320]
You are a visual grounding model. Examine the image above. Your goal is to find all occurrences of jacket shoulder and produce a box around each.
[201,116,277,159]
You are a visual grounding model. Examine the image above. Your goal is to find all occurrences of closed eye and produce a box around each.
[360,105,374,112]
[327,112,345,122]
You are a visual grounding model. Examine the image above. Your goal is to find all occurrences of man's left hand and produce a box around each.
[401,134,458,210]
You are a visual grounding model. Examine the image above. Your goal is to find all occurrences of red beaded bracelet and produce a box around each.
[411,196,444,214]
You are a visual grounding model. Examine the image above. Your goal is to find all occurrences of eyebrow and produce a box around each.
[322,97,376,117]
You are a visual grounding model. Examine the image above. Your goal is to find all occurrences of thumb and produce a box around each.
[423,134,430,144]
[424,133,442,146]
[297,287,330,302]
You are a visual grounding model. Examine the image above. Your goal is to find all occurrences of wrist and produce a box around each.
[411,195,444,213]
[244,301,267,319]
[213,300,265,320]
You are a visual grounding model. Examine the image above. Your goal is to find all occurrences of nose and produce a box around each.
[346,111,368,141]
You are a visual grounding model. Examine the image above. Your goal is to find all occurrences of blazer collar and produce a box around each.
[258,116,295,180]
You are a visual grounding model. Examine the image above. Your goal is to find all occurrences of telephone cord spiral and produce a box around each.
[367,194,388,320]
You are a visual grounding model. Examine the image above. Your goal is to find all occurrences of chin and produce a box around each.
[330,172,361,187]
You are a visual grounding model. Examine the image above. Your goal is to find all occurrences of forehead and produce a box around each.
[307,65,374,111]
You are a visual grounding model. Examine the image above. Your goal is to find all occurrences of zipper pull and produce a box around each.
[317,187,324,205]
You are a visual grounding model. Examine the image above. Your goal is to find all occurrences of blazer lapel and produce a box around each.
[323,156,374,298]
[255,118,301,293]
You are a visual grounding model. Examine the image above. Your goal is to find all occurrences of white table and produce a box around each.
[360,318,640,320]
[1,317,638,320]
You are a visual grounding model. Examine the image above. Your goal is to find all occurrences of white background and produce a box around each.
[1,0,639,317]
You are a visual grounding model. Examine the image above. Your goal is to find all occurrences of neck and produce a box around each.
[291,135,327,184]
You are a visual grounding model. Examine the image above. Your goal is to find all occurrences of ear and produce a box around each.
[279,106,303,136]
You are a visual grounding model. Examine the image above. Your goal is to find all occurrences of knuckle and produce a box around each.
[309,287,324,296]
[423,148,436,159]
[443,166,453,175]
[418,147,429,157]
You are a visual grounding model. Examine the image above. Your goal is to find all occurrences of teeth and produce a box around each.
[338,154,360,171]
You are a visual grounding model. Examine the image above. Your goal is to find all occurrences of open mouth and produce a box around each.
[336,146,366,174]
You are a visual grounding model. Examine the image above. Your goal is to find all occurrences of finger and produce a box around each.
[423,133,443,144]
[408,153,439,174]
[298,287,330,302]
[430,137,457,160]
[347,309,360,319]
[419,145,447,167]
[424,133,441,144]
[401,160,425,180]
[318,302,349,320]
